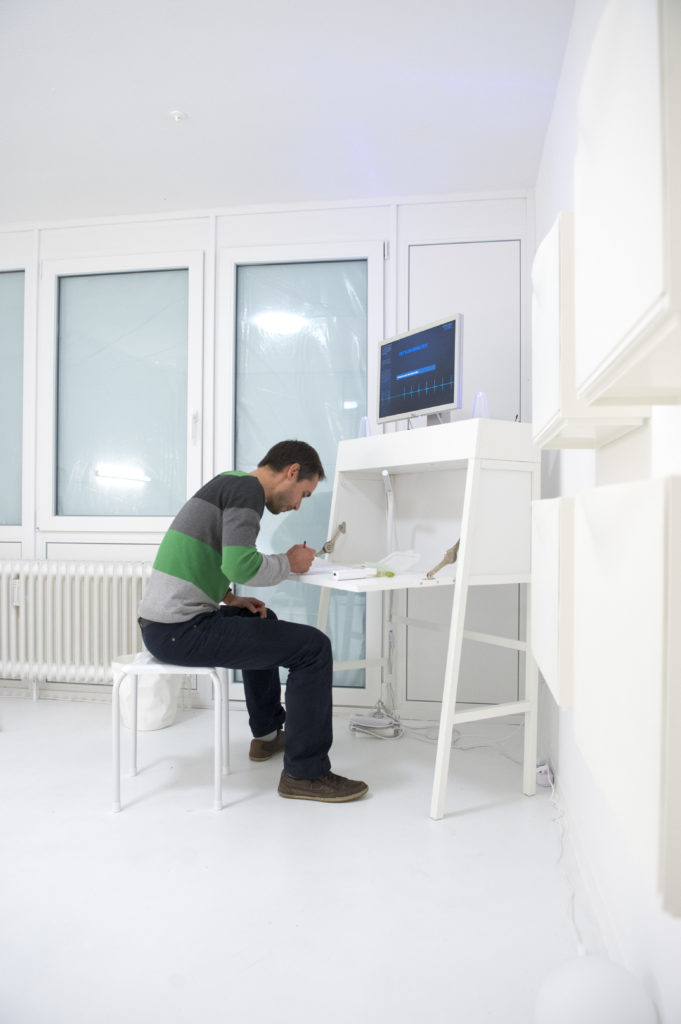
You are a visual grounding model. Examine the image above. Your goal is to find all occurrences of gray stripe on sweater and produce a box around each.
[221,507,262,548]
[138,570,218,623]
[171,497,223,552]
[246,553,291,587]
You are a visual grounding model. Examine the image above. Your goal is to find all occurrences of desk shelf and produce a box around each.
[298,571,455,594]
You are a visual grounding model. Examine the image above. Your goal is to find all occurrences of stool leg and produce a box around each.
[130,674,138,777]
[218,668,230,775]
[112,671,125,812]
[211,672,223,811]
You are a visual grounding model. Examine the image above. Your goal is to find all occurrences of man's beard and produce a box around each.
[266,496,287,515]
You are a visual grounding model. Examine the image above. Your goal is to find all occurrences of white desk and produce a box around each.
[298,419,540,818]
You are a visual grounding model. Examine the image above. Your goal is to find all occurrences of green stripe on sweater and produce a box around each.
[221,544,263,584]
[153,530,229,603]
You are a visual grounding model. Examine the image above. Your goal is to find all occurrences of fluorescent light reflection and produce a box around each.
[95,463,151,485]
[343,400,358,409]
[252,312,308,336]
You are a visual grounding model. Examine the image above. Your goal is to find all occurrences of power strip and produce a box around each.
[350,713,397,729]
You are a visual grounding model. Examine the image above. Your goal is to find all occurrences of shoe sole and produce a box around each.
[278,784,368,803]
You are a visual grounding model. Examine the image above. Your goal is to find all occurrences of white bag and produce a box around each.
[113,654,184,731]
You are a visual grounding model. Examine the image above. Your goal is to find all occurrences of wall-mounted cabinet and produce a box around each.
[573,476,681,916]
[530,496,574,708]
[531,212,648,448]
[573,0,681,407]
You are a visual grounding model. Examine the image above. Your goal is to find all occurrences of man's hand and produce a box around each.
[287,543,315,574]
[223,592,267,618]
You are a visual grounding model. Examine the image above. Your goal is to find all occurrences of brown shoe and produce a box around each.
[249,729,285,762]
[278,770,368,803]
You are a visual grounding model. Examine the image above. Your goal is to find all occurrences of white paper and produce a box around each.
[331,568,377,580]
[291,558,377,580]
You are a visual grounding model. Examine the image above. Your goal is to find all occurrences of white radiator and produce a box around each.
[0,561,152,685]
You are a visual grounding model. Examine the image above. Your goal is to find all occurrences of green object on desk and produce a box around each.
[361,564,395,577]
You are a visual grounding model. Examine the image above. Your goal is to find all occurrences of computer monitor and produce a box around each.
[377,315,463,425]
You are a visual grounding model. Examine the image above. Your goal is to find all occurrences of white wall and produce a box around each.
[534,2,681,1019]
[0,193,531,565]
[0,191,532,714]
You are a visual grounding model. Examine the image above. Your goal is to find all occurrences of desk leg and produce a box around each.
[430,458,480,820]
[430,580,468,819]
[316,587,331,633]
[522,595,538,796]
[523,465,540,795]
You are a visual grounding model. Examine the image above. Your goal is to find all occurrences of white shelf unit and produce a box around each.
[531,212,648,449]
[298,419,540,819]
[573,0,681,407]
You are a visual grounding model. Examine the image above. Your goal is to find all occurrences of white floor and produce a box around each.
[0,696,596,1024]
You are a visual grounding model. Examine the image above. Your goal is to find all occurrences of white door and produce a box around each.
[405,239,523,707]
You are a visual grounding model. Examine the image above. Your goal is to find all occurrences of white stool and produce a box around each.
[112,651,229,812]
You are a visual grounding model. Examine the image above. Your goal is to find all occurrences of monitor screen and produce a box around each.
[377,315,463,424]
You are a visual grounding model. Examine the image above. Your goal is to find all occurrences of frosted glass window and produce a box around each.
[56,269,188,516]
[235,260,368,687]
[0,271,24,525]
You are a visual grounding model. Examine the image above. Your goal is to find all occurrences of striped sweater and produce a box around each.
[138,471,290,624]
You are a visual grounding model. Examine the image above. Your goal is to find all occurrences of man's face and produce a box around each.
[266,467,318,515]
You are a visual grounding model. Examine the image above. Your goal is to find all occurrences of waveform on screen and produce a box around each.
[382,374,455,407]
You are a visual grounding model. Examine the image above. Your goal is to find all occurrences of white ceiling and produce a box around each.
[1,0,574,226]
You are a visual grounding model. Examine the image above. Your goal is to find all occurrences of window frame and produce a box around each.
[215,240,385,708]
[215,241,384,472]
[36,251,205,534]
[0,253,34,547]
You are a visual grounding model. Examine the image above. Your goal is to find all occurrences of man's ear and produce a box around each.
[287,463,300,481]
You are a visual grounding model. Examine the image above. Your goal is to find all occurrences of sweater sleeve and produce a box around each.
[221,543,291,587]
[219,477,291,587]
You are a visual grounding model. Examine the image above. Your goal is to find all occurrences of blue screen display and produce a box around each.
[379,320,458,420]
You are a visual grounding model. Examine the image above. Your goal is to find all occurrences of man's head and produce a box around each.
[255,440,326,515]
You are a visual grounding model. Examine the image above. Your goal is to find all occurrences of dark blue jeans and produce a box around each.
[140,606,333,779]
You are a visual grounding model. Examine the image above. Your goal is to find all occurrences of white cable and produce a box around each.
[399,720,523,766]
[545,775,588,957]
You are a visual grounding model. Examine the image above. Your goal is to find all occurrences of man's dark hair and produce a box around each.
[258,440,326,481]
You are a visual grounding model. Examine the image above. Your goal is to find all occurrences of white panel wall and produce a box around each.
[534,0,681,1016]
[573,477,680,914]
[38,217,212,260]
